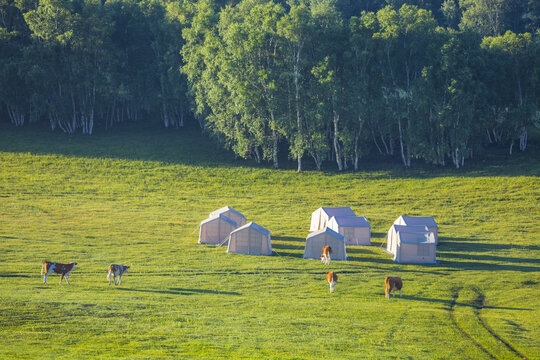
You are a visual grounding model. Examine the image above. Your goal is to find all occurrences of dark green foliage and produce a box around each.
[0,0,189,133]
[1,0,539,169]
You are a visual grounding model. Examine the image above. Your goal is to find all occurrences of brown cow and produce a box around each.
[108,264,129,285]
[321,246,332,265]
[41,261,77,285]
[385,276,403,299]
[326,272,338,293]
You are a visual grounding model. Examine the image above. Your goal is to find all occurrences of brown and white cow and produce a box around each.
[41,261,77,285]
[385,276,403,299]
[108,264,129,285]
[326,272,338,293]
[321,246,332,265]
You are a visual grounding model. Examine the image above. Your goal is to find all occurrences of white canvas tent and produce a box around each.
[303,228,348,261]
[394,215,439,244]
[309,207,356,231]
[209,206,247,227]
[327,216,371,246]
[386,224,436,264]
[199,214,237,245]
[226,222,272,256]
[387,224,430,254]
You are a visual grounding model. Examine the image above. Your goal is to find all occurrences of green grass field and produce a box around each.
[0,123,539,359]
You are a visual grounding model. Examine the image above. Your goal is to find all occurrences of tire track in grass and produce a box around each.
[450,287,526,360]
[449,287,495,359]
[472,288,527,360]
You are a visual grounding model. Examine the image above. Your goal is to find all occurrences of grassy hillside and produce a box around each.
[0,123,538,359]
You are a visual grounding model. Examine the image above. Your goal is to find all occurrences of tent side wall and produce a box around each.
[394,236,436,264]
[387,227,397,254]
[310,209,322,231]
[349,226,371,246]
[429,226,438,244]
[199,218,237,245]
[395,243,436,264]
[227,225,272,256]
[303,234,348,260]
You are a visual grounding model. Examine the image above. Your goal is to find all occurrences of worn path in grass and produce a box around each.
[0,124,538,359]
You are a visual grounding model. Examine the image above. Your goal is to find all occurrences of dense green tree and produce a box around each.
[482,31,538,153]
[277,2,313,172]
[349,11,378,169]
[219,0,287,167]
[374,4,438,167]
[459,0,507,36]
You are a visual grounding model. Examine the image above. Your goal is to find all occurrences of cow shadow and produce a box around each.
[169,288,240,295]
[115,287,241,296]
[0,274,31,278]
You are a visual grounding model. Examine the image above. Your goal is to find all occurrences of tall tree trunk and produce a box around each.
[333,109,342,171]
[271,111,279,169]
[398,117,409,168]
[311,153,322,170]
[519,126,527,151]
[294,43,303,173]
[354,131,359,171]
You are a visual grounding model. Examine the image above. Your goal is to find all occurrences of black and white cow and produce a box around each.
[41,261,77,285]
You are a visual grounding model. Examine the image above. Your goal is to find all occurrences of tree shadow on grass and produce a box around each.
[441,252,539,265]
[2,122,537,176]
[439,236,540,252]
[437,259,538,272]
[115,287,241,296]
[272,235,305,258]
[433,236,540,272]
[403,295,532,311]
[272,235,305,243]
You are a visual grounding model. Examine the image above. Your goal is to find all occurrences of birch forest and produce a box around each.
[1,0,539,169]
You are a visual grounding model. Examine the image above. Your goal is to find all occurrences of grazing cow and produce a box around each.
[108,264,129,285]
[321,245,332,265]
[326,272,338,293]
[41,261,77,285]
[385,276,403,299]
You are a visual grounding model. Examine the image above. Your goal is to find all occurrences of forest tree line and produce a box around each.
[1,0,539,170]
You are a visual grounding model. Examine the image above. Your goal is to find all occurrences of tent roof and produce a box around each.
[210,206,246,219]
[399,215,438,228]
[399,231,435,244]
[230,222,270,236]
[319,207,356,217]
[330,216,370,227]
[307,227,344,240]
[392,224,429,233]
[200,214,237,227]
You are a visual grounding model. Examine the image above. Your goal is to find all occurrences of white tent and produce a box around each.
[303,228,348,261]
[209,206,247,227]
[226,222,272,256]
[327,216,371,246]
[199,214,237,245]
[387,224,430,254]
[309,207,356,231]
[386,224,436,264]
[394,215,439,244]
